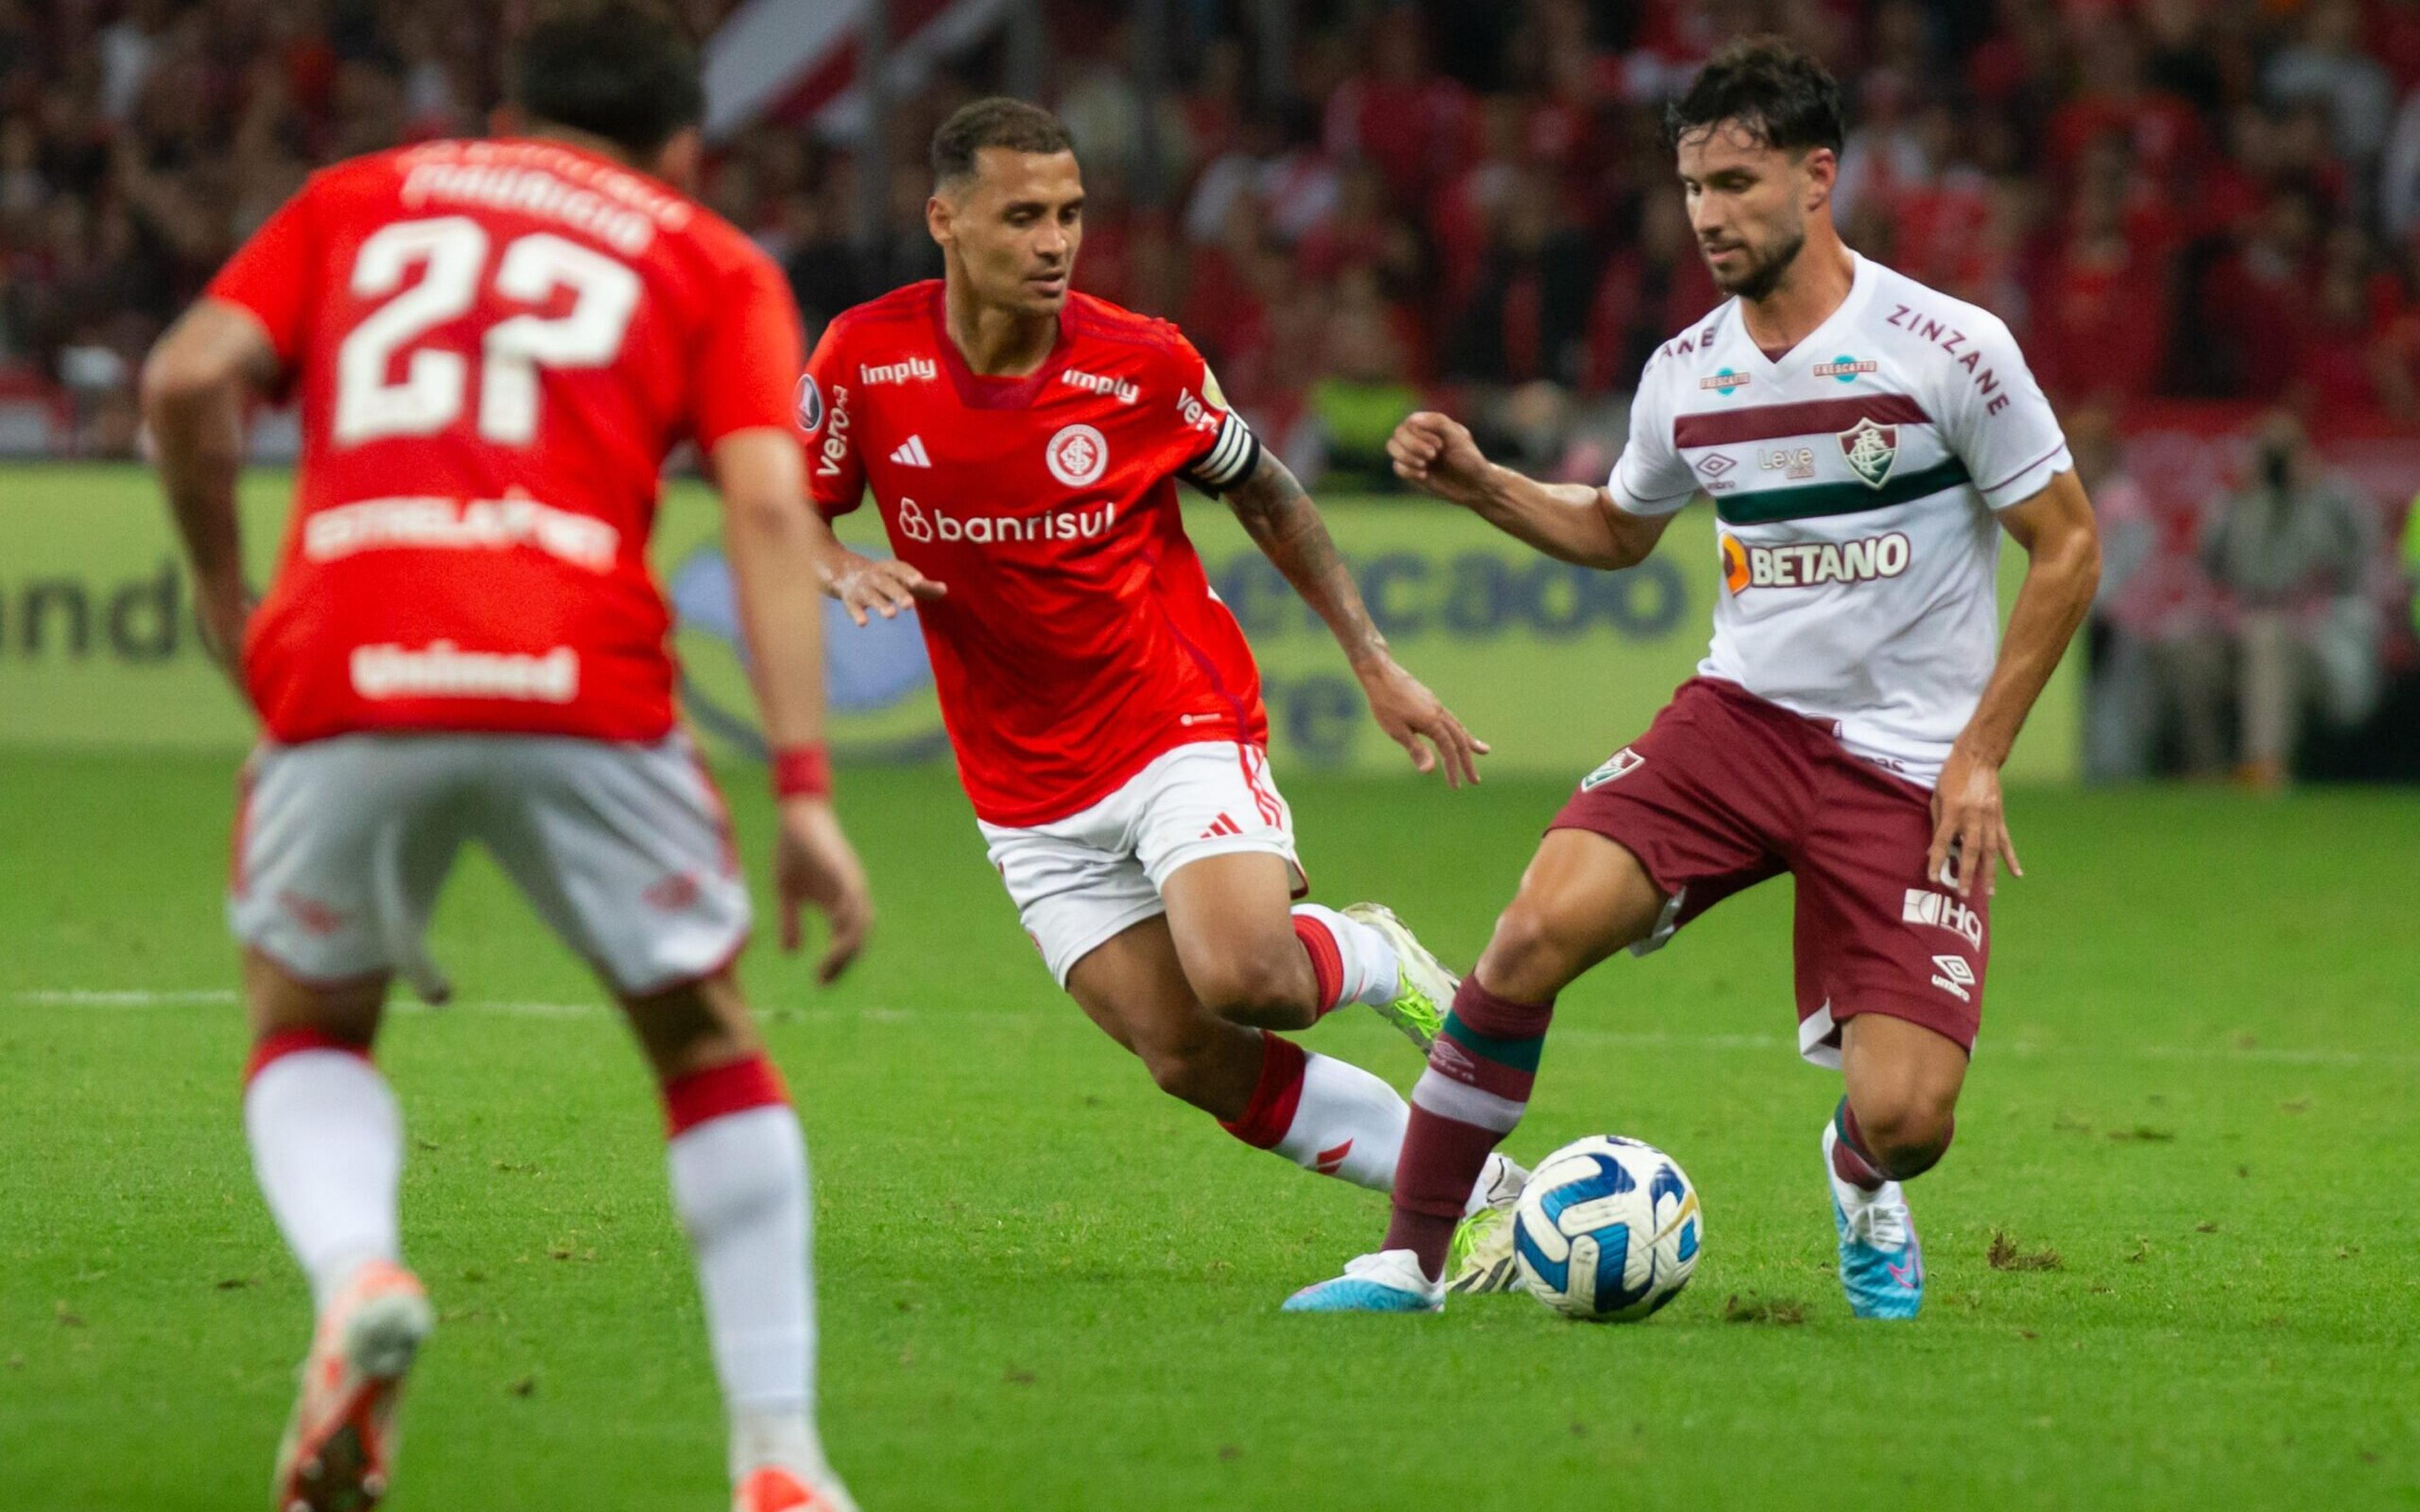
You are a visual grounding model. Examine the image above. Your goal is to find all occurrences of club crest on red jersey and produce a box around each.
[1838,416,1898,488]
[793,375,824,435]
[1046,423,1109,488]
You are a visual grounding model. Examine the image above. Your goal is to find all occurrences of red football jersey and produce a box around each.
[800,282,1266,827]
[205,137,803,744]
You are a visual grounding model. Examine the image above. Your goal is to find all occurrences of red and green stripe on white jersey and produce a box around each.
[1675,392,1975,526]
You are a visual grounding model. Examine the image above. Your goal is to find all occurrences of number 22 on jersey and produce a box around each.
[333,214,640,448]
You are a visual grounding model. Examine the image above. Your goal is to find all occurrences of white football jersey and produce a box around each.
[1610,251,2071,788]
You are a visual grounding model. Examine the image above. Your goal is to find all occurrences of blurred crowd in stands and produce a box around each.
[1,0,2416,778]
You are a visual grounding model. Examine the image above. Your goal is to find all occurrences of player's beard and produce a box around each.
[1708,226,1804,302]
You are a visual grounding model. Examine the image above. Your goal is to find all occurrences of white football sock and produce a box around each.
[1269,1050,1408,1190]
[666,1104,826,1481]
[245,1049,404,1313]
[1290,903,1402,1007]
[1267,1053,1516,1217]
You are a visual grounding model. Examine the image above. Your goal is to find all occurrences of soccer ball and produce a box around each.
[1511,1135,1702,1321]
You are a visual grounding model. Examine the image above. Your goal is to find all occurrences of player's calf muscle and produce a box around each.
[1137,1027,1264,1118]
[244,949,385,1044]
[619,969,763,1082]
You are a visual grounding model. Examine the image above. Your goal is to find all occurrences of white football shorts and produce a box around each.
[229,733,750,1000]
[979,740,1306,987]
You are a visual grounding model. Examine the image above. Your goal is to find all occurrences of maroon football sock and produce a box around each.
[1831,1099,1889,1191]
[1381,976,1555,1280]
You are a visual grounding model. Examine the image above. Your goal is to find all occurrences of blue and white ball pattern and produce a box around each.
[1511,1135,1702,1321]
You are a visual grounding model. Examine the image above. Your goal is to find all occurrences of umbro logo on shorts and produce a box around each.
[1930,953,1976,1002]
[1581,748,1645,791]
[890,435,933,467]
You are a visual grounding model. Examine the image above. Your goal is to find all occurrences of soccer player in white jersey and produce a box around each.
[1287,38,2100,1317]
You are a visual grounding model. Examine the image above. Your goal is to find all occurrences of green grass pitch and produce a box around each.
[2,750,2416,1509]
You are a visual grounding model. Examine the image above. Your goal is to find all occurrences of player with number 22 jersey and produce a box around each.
[146,9,868,1509]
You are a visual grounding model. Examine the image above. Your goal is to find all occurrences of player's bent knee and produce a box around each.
[1475,903,1589,1004]
[1849,1088,1959,1180]
[1187,954,1314,1031]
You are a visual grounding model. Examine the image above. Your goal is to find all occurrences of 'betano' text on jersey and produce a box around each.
[205,138,804,744]
[800,283,1264,827]
[1609,252,2072,788]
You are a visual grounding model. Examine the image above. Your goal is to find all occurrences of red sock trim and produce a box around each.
[663,1054,791,1137]
[245,1028,371,1085]
[1218,1032,1308,1149]
[1291,914,1345,1017]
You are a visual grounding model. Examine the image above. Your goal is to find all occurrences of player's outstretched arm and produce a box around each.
[1930,468,2102,901]
[141,299,280,685]
[1387,411,1671,571]
[715,428,874,983]
[810,527,947,626]
[1223,448,1489,786]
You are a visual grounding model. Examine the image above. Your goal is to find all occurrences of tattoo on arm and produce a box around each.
[1224,449,1387,668]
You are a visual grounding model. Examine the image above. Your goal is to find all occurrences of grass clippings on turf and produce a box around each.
[1722,1294,1810,1324]
[1988,1230,2065,1271]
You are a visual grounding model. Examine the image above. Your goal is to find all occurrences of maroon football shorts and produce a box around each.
[1548,677,1988,1063]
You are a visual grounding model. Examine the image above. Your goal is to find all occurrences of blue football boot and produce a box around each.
[1282,1250,1445,1314]
[1824,1121,1924,1319]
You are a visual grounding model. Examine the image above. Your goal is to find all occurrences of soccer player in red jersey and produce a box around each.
[141,9,867,1510]
[801,100,1527,1258]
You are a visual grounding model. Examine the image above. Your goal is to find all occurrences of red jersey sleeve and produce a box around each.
[691,249,805,450]
[203,173,327,366]
[795,316,867,517]
[1158,329,1261,495]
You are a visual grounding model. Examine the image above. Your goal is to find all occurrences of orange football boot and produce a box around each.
[272,1261,434,1512]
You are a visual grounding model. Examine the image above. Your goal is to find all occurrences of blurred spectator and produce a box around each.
[2077,406,2228,781]
[2201,413,2383,788]
[1320,7,1470,211]
[2193,188,2322,401]
[1584,189,1720,390]
[2032,145,2170,406]
[2264,0,2395,174]
[1291,266,1423,491]
[2291,227,2416,423]
[2377,81,2420,241]
[1182,98,1337,248]
[1446,165,1593,387]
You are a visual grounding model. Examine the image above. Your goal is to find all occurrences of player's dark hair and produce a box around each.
[513,1,704,157]
[930,98,1075,188]
[1662,37,1845,158]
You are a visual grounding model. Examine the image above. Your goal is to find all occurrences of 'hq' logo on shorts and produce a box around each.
[1902,888,1984,948]
[1699,367,1749,395]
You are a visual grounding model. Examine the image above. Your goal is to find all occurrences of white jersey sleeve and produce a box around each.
[1607,358,1700,517]
[1937,314,2071,510]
